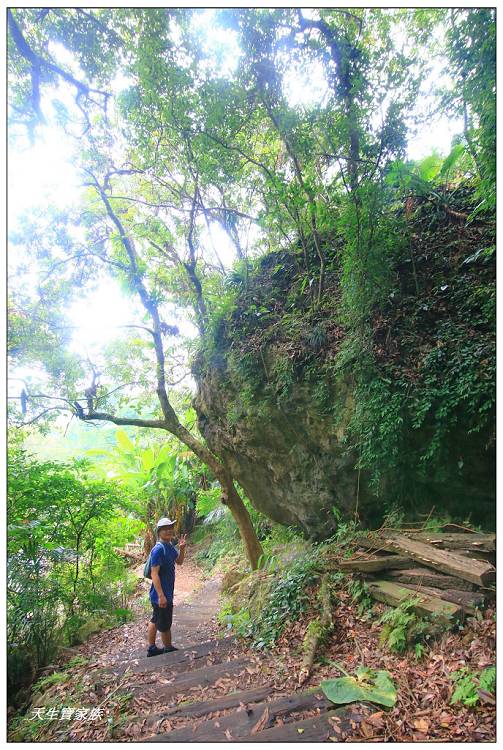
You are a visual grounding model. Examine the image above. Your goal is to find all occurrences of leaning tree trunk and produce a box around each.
[82,178,264,570]
[167,419,265,569]
[143,497,157,555]
[218,469,264,570]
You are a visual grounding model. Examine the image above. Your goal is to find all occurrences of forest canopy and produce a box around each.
[8,8,496,559]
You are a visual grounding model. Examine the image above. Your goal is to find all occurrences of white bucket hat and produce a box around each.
[157,517,176,528]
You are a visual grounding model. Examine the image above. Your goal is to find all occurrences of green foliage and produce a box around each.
[256,552,279,573]
[7,8,496,576]
[218,603,252,637]
[250,551,319,649]
[7,441,139,696]
[347,579,373,618]
[195,486,221,518]
[445,9,495,212]
[378,596,440,654]
[88,430,198,533]
[450,665,495,707]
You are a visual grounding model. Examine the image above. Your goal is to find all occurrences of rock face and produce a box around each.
[195,368,372,539]
[193,202,495,537]
[195,365,495,538]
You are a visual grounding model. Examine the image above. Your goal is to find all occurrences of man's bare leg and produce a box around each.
[160,629,172,648]
[147,621,157,647]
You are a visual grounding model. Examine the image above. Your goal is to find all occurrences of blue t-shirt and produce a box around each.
[149,541,179,605]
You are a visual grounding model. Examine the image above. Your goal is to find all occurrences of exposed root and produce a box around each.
[298,574,333,685]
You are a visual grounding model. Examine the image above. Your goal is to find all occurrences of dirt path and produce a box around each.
[74,550,222,667]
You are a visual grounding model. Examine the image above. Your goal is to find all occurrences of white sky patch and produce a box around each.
[191,9,242,78]
[204,221,236,269]
[407,115,464,161]
[8,128,80,227]
[283,58,330,109]
[67,282,143,357]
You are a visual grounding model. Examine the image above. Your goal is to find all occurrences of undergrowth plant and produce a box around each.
[250,551,319,650]
[378,596,443,656]
[449,665,496,707]
[347,579,374,618]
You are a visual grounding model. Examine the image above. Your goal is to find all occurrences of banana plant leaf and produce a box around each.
[321,666,397,708]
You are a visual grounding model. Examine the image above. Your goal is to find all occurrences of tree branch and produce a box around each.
[82,411,169,429]
[8,9,111,125]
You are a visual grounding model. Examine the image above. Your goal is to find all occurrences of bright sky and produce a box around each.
[8,10,466,398]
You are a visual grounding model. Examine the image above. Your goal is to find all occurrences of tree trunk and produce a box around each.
[84,178,264,571]
[168,420,264,569]
[219,472,264,570]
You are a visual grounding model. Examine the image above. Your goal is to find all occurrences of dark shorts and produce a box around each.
[150,602,173,632]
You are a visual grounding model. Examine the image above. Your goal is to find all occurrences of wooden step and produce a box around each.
[144,685,273,730]
[367,580,463,624]
[104,637,236,676]
[242,706,362,742]
[122,657,253,701]
[144,688,332,742]
[383,534,495,587]
[383,567,474,591]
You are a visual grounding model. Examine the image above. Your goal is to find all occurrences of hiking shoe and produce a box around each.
[162,646,178,653]
[147,645,165,657]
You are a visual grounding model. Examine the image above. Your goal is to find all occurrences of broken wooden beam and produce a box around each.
[337,555,411,573]
[395,583,486,615]
[410,532,495,552]
[380,534,495,587]
[114,547,143,563]
[367,580,463,624]
[383,567,474,592]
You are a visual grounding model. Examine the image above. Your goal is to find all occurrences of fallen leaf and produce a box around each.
[251,707,269,735]
[477,690,496,706]
[413,719,429,733]
[360,721,374,738]
[297,728,305,734]
[224,729,233,740]
[366,712,384,729]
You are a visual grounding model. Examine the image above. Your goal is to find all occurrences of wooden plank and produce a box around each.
[358,531,495,553]
[396,583,486,614]
[411,532,495,552]
[104,637,236,676]
[456,549,496,564]
[384,567,474,592]
[384,534,495,586]
[338,555,411,573]
[242,706,362,742]
[367,580,463,624]
[357,537,397,554]
[144,685,273,728]
[440,523,479,533]
[145,689,332,742]
[123,657,252,700]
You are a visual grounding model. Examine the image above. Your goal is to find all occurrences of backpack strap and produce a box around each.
[152,541,167,565]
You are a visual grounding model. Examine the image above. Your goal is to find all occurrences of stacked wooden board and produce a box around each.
[337,527,495,623]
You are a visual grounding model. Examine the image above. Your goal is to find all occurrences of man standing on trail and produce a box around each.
[147,517,186,657]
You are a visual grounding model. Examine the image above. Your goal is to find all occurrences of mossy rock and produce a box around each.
[229,570,274,619]
[221,564,248,595]
[7,650,37,697]
[74,617,108,644]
